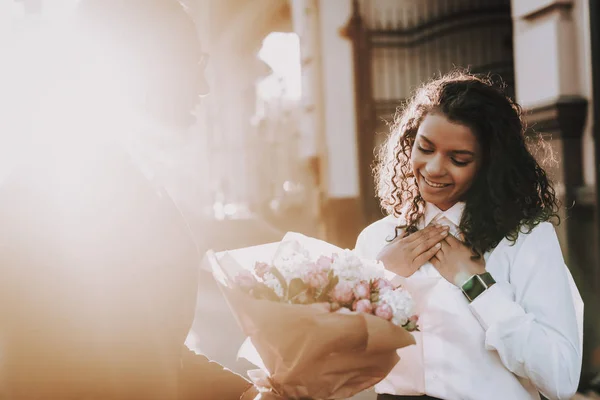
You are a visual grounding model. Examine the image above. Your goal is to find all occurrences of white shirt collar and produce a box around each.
[423,202,465,227]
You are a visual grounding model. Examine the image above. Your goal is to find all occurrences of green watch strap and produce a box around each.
[461,272,495,302]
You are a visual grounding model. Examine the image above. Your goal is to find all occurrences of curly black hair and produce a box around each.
[375,70,560,257]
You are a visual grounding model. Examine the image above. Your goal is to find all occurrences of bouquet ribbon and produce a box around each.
[247,369,291,400]
[248,369,325,400]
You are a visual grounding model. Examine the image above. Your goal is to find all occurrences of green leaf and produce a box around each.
[403,320,419,332]
[269,267,288,293]
[251,282,281,302]
[292,291,315,304]
[316,275,339,302]
[287,278,308,300]
[370,292,379,303]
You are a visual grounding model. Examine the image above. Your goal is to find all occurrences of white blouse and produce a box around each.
[355,202,583,400]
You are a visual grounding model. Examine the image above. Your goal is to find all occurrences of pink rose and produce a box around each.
[315,255,333,270]
[374,303,393,320]
[329,281,354,304]
[304,263,329,289]
[353,281,371,300]
[373,278,394,293]
[234,270,257,289]
[254,262,270,279]
[353,299,373,314]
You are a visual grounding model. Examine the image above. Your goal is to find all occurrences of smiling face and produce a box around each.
[411,113,482,211]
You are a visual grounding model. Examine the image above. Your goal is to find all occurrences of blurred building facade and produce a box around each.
[511,0,600,384]
[294,0,600,382]
[187,0,325,237]
[290,0,600,384]
[198,0,600,385]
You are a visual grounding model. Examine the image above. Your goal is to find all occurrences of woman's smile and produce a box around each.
[420,173,452,189]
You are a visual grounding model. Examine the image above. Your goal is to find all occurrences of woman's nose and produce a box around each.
[425,154,446,176]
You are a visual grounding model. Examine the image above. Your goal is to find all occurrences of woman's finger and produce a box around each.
[413,228,448,255]
[430,252,441,269]
[413,242,442,268]
[443,233,462,248]
[404,224,445,246]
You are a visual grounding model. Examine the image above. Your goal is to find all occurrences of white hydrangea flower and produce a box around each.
[255,242,388,302]
[378,287,416,327]
[360,258,387,281]
[331,249,384,283]
[272,243,312,283]
[262,274,285,298]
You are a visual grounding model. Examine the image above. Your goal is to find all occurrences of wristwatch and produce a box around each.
[461,272,495,302]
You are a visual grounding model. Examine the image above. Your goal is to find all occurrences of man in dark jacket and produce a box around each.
[0,1,257,399]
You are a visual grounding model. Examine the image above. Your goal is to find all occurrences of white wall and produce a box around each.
[291,0,325,161]
[318,0,361,198]
[511,0,594,186]
[512,5,579,105]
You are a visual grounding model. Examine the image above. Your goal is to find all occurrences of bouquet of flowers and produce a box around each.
[234,244,419,332]
[207,232,417,400]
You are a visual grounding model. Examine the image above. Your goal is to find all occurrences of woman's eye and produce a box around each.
[452,158,470,167]
[417,146,433,154]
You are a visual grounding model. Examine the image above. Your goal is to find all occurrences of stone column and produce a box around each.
[317,0,364,248]
[290,0,365,248]
[290,0,327,238]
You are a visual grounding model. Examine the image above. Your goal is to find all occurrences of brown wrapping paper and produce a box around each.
[205,237,418,399]
[218,283,416,400]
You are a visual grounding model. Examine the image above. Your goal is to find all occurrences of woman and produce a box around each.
[355,71,583,400]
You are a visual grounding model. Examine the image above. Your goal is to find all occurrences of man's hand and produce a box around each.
[239,384,259,400]
[376,224,449,277]
[180,347,254,400]
[430,234,486,286]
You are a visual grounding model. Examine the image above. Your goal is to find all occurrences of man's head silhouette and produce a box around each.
[74,0,209,128]
[0,2,215,399]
